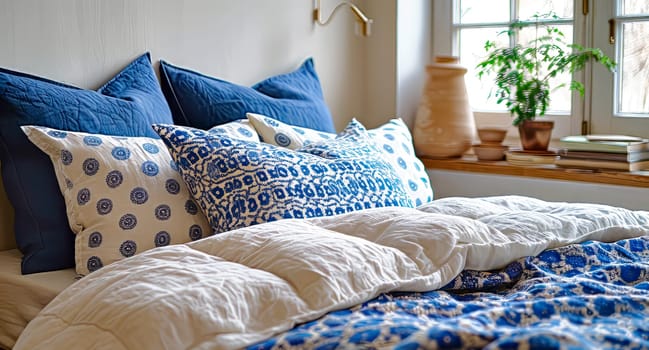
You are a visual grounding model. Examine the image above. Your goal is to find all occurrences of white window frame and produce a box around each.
[589,1,649,136]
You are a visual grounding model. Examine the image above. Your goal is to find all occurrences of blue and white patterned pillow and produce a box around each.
[246,112,334,147]
[153,121,413,233]
[206,119,260,143]
[247,113,434,206]
[362,119,433,206]
[22,126,214,275]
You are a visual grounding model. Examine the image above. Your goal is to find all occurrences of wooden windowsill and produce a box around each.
[421,156,649,188]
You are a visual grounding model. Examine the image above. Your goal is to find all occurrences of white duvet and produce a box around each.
[15,196,649,350]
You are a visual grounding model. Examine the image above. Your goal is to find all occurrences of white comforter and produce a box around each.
[15,196,649,350]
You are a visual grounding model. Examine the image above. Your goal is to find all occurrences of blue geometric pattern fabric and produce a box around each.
[248,237,649,349]
[153,121,413,234]
[246,114,434,206]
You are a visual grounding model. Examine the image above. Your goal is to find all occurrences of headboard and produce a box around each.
[0,0,370,251]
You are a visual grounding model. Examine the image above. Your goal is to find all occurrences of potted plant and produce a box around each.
[476,13,616,151]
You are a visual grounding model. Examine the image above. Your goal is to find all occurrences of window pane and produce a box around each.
[619,21,649,114]
[517,24,572,46]
[460,27,509,111]
[514,24,573,113]
[621,0,649,16]
[518,0,573,20]
[458,0,509,24]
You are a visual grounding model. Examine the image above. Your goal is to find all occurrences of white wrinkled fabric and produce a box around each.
[15,196,649,350]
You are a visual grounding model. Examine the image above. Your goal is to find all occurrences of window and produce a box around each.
[433,0,649,139]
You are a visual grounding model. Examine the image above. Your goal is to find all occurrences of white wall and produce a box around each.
[429,170,649,210]
[362,0,432,129]
[362,0,397,128]
[396,0,432,130]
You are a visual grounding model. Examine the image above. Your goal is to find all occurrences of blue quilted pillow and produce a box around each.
[0,53,173,274]
[153,121,412,233]
[159,58,335,133]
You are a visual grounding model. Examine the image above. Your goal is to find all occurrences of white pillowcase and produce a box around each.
[247,112,334,148]
[23,126,214,275]
[247,113,434,206]
[206,119,260,143]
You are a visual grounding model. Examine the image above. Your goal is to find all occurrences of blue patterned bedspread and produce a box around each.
[248,237,649,349]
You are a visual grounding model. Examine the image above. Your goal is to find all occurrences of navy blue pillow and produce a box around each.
[0,53,173,274]
[159,58,335,133]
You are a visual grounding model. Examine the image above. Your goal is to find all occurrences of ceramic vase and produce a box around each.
[413,56,476,158]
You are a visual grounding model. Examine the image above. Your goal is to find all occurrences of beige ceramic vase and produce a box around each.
[413,56,476,158]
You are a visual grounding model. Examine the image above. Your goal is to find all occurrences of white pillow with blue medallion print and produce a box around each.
[247,113,434,206]
[152,119,413,234]
[22,126,211,275]
[23,121,257,275]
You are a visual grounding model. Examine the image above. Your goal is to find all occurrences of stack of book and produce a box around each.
[505,148,558,166]
[555,135,649,171]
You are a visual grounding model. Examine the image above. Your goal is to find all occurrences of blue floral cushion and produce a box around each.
[159,58,335,133]
[153,121,413,233]
[0,53,173,274]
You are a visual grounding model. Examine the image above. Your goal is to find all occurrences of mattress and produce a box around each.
[0,249,77,350]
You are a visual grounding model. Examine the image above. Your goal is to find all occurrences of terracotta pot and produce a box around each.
[413,56,476,158]
[473,144,508,161]
[518,120,554,151]
[477,128,507,145]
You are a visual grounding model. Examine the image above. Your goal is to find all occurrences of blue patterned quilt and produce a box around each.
[249,236,649,349]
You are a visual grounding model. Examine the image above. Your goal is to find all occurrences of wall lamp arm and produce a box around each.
[313,0,373,37]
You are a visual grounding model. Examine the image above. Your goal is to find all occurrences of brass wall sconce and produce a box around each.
[313,0,373,37]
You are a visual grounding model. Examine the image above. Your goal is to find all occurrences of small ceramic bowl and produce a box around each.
[477,128,508,145]
[473,144,508,161]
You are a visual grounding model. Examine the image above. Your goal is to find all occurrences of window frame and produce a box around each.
[588,1,649,137]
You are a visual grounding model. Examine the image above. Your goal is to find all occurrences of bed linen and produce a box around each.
[14,196,649,350]
[0,249,77,350]
[250,236,649,349]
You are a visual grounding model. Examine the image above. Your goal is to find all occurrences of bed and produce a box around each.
[7,196,649,349]
[0,250,76,349]
[1,14,649,349]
